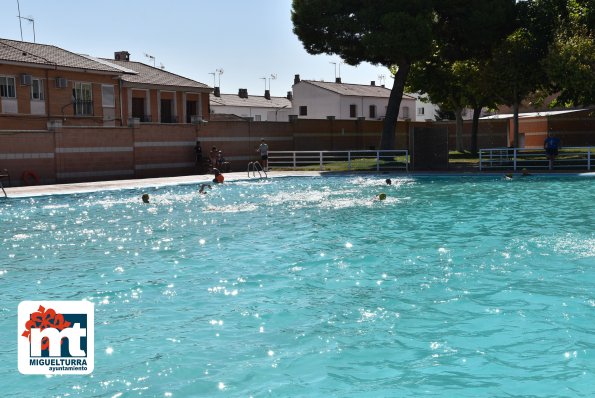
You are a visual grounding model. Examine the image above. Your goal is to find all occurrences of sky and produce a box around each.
[1,0,395,97]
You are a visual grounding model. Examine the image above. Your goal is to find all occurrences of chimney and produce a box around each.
[214,87,220,97]
[287,91,293,100]
[114,51,130,61]
[238,88,248,99]
[264,89,271,100]
[335,77,342,83]
[294,74,301,84]
[371,81,375,86]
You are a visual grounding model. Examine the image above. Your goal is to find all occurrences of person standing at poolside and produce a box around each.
[209,146,218,172]
[256,138,269,171]
[544,132,561,170]
[194,140,203,172]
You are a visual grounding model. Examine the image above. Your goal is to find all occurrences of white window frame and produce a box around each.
[101,84,115,108]
[31,78,45,100]
[0,76,16,98]
[299,105,307,116]
[73,82,93,116]
[349,104,357,118]
[417,107,425,116]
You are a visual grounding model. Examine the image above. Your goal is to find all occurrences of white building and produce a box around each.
[288,75,417,121]
[209,88,292,121]
[409,92,441,122]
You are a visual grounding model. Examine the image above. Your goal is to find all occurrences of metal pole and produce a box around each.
[17,0,23,41]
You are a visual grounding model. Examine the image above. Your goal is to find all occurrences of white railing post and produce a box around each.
[293,152,296,169]
[479,150,483,171]
[348,151,351,171]
[513,148,517,171]
[376,151,380,171]
[406,150,409,172]
[320,151,323,171]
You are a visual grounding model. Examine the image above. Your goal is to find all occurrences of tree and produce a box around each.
[544,0,595,106]
[291,0,517,149]
[291,0,435,149]
[488,0,564,147]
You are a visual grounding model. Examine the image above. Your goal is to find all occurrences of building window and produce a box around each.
[254,115,261,121]
[0,76,16,98]
[299,105,307,116]
[31,78,44,100]
[369,105,376,119]
[101,84,115,107]
[417,107,425,116]
[73,82,93,115]
[350,104,357,118]
[401,106,410,119]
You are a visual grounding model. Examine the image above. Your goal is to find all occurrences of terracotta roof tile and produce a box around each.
[0,38,126,74]
[210,93,292,108]
[105,59,210,89]
[302,80,415,99]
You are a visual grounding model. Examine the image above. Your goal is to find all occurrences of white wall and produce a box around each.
[291,84,340,119]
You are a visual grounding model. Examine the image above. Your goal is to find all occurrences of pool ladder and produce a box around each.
[247,161,267,178]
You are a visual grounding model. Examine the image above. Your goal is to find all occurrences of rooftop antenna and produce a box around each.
[16,0,23,41]
[269,73,277,91]
[260,76,267,91]
[17,15,35,42]
[330,61,343,80]
[378,74,386,86]
[144,53,156,67]
[209,71,216,87]
[215,68,223,87]
[159,63,165,70]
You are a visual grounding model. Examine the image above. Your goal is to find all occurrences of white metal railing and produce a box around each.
[479,146,593,171]
[268,150,409,172]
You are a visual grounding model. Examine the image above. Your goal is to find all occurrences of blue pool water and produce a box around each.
[1,175,595,397]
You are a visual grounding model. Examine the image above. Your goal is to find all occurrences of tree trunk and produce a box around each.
[380,62,410,150]
[471,106,481,155]
[455,108,464,152]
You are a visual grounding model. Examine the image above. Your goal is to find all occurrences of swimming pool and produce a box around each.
[1,175,594,397]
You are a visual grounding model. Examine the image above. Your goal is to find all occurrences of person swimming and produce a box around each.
[212,168,224,184]
[199,183,212,194]
[385,178,392,185]
[141,193,150,203]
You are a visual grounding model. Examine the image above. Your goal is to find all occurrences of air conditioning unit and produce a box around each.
[55,77,68,88]
[20,74,32,86]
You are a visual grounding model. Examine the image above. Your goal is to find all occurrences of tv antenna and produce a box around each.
[330,61,343,80]
[261,73,277,91]
[378,74,386,86]
[216,68,223,87]
[144,53,156,67]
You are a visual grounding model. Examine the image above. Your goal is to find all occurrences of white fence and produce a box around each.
[268,150,409,172]
[479,147,593,171]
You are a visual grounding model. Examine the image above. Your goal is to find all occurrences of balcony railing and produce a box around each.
[160,115,179,124]
[74,100,93,116]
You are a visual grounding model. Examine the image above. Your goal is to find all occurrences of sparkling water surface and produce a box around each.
[1,175,594,397]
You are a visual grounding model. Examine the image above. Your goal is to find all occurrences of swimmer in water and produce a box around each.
[199,183,212,194]
[142,193,150,203]
[377,193,387,201]
[212,168,224,184]
[385,178,392,185]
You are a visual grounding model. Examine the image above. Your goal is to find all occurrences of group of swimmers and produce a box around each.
[141,169,225,203]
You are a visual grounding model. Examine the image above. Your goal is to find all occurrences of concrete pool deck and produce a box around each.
[2,170,593,198]
[0,171,324,198]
